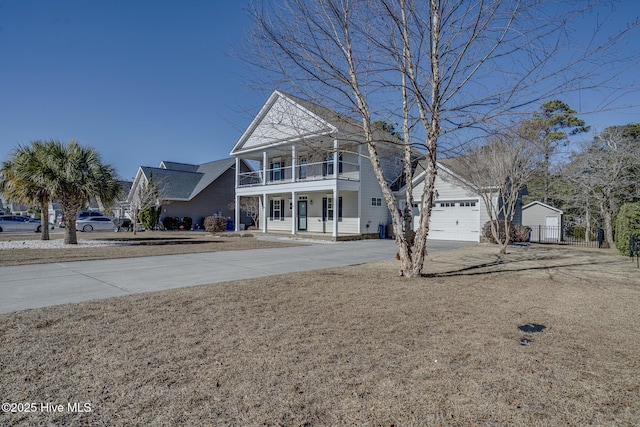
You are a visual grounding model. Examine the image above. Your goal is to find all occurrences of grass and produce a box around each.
[0,230,299,266]
[1,239,639,426]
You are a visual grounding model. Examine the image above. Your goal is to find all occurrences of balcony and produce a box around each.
[238,160,359,187]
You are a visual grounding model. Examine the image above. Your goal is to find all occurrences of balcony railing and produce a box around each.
[237,160,359,187]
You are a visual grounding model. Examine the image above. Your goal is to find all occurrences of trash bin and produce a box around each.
[226,219,234,231]
[378,223,386,239]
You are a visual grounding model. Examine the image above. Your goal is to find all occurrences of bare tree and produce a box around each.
[128,173,163,235]
[229,196,261,229]
[564,125,640,244]
[447,127,538,254]
[247,0,639,277]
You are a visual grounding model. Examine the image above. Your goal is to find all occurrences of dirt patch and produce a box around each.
[1,244,639,426]
[0,231,300,266]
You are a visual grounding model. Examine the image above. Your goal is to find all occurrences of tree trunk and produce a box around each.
[62,204,79,244]
[602,201,614,244]
[40,199,50,241]
[585,206,591,242]
[543,151,550,204]
[133,209,138,236]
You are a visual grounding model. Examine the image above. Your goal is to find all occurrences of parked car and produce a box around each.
[78,210,106,218]
[75,216,116,232]
[58,210,105,227]
[0,215,45,232]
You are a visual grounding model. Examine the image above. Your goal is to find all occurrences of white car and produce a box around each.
[75,216,116,232]
[0,215,45,233]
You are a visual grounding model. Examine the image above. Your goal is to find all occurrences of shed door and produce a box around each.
[545,216,559,240]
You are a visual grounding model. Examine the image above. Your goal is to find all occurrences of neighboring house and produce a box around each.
[110,180,133,219]
[395,160,524,242]
[230,90,403,238]
[522,201,563,242]
[129,158,252,229]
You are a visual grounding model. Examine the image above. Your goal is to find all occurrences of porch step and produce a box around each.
[257,231,381,242]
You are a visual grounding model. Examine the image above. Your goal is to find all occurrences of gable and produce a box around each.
[522,201,563,214]
[188,158,237,199]
[231,91,338,154]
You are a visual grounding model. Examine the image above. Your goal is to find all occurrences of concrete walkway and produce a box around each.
[0,238,474,314]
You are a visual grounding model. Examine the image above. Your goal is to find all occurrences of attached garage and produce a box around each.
[424,200,481,241]
[396,161,513,243]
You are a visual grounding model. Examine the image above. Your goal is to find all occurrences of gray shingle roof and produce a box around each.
[140,158,236,201]
[159,161,200,172]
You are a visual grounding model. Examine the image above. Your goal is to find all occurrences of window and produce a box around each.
[299,157,307,180]
[270,199,284,221]
[324,153,343,176]
[460,201,476,207]
[270,159,285,181]
[371,197,382,207]
[322,197,343,221]
[440,202,455,207]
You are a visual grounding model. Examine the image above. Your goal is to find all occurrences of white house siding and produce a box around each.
[241,96,332,150]
[358,147,391,234]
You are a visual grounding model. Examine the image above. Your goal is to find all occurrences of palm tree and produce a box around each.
[0,141,55,240]
[45,140,120,244]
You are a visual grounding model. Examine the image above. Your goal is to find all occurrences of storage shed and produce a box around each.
[522,201,563,242]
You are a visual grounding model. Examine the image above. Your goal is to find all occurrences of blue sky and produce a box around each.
[0,0,262,180]
[1,1,639,181]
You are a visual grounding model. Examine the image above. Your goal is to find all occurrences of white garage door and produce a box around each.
[414,200,480,242]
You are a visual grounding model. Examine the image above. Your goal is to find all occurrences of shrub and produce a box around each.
[512,225,531,243]
[569,226,597,241]
[163,216,180,231]
[181,216,193,230]
[204,216,227,233]
[572,227,586,240]
[139,206,161,231]
[615,202,640,255]
[482,220,517,244]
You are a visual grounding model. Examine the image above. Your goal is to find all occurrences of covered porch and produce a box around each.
[235,187,361,237]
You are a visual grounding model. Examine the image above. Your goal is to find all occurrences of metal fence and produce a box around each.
[528,225,604,248]
[630,234,640,268]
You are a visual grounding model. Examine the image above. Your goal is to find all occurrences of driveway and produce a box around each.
[0,238,474,313]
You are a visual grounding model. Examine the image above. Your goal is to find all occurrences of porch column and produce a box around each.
[291,191,297,235]
[262,193,268,233]
[291,145,297,182]
[234,194,240,232]
[235,157,240,188]
[333,187,339,237]
[262,152,267,185]
[333,139,339,178]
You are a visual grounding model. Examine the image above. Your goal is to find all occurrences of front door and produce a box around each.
[297,201,307,231]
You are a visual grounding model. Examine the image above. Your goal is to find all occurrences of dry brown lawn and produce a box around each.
[1,243,639,426]
[0,231,298,266]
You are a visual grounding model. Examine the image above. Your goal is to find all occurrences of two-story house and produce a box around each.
[230,91,402,239]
